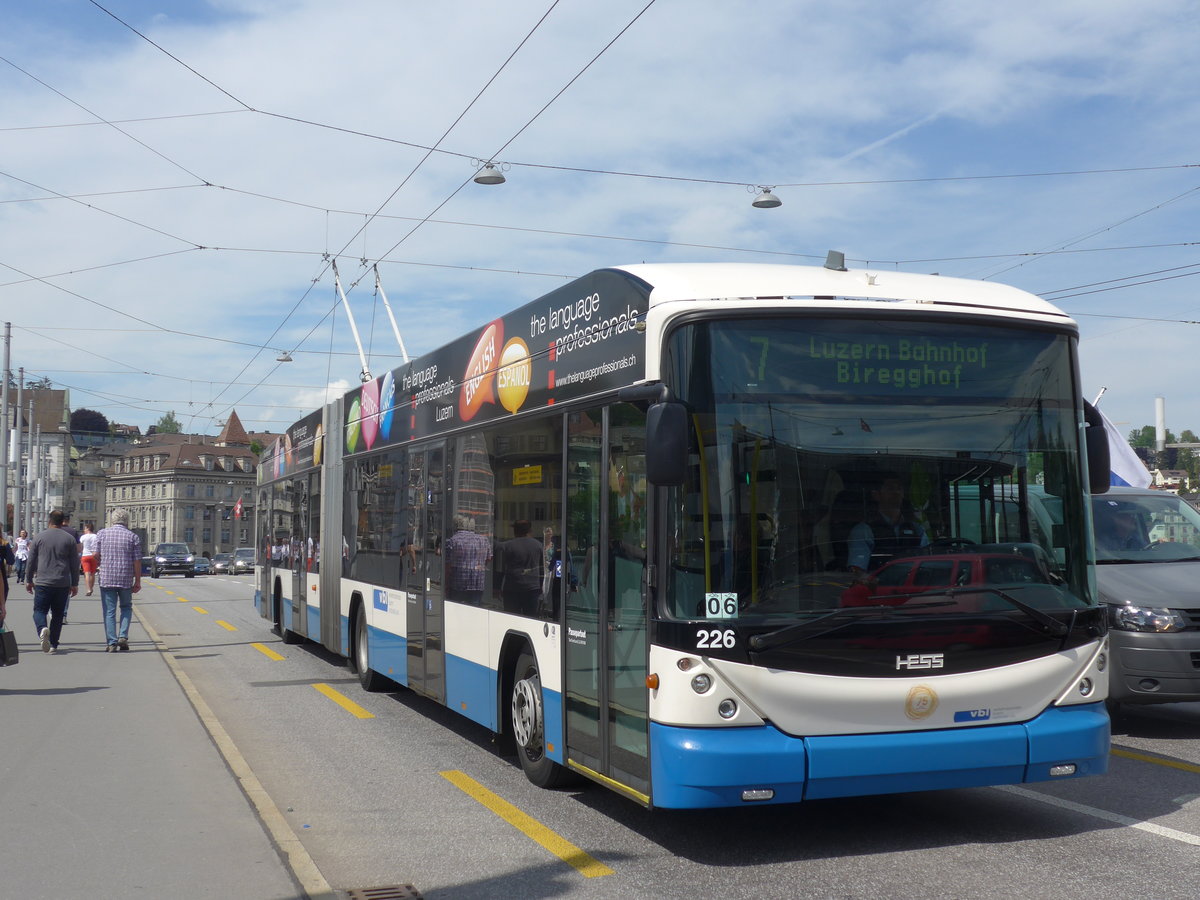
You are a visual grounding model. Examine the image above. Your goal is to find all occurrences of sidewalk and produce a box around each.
[0,589,310,899]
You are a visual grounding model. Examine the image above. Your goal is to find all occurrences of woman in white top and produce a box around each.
[14,530,30,583]
[80,522,100,596]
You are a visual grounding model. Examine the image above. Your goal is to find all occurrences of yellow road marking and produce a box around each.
[1113,746,1200,775]
[251,642,285,661]
[313,683,374,719]
[440,770,614,878]
[178,596,188,602]
[164,590,175,595]
[193,606,208,615]
[215,620,237,632]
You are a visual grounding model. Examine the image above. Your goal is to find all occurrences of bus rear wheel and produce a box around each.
[511,651,574,789]
[272,593,302,644]
[354,605,390,692]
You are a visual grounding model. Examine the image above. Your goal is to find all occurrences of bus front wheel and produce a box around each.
[511,651,574,789]
[354,606,390,692]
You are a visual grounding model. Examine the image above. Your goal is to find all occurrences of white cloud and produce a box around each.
[1,0,1198,436]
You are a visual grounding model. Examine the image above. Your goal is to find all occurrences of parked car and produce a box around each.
[233,547,256,574]
[211,552,232,575]
[838,546,1063,652]
[193,556,212,575]
[844,550,1054,607]
[151,542,195,578]
[1092,487,1200,710]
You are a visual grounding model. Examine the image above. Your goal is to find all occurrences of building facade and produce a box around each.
[104,413,260,558]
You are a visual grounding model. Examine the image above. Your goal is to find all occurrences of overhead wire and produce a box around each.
[971,184,1200,280]
[365,0,660,273]
[1038,262,1200,298]
[198,1,572,424]
[21,1,1200,433]
[0,53,210,184]
[0,169,203,247]
[0,108,249,132]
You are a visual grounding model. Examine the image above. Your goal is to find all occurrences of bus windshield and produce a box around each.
[661,316,1092,622]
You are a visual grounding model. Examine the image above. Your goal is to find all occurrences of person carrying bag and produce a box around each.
[1,532,16,666]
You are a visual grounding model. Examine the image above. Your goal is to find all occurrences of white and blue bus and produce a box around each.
[254,261,1113,809]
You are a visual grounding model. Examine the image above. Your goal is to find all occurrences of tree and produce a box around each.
[70,408,110,435]
[1178,430,1200,487]
[1127,424,1174,448]
[155,410,182,434]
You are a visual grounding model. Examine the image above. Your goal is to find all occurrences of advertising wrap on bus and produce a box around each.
[262,409,323,483]
[340,268,649,456]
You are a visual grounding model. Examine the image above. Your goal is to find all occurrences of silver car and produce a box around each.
[1094,487,1200,710]
[233,547,256,574]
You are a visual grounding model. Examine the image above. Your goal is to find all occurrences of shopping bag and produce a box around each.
[1,623,18,666]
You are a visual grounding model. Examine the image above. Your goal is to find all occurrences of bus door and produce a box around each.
[406,444,446,703]
[564,405,650,800]
[290,475,310,638]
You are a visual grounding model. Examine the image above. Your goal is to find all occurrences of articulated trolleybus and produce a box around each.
[255,260,1112,809]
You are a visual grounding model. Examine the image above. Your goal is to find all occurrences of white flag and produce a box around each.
[1101,408,1151,488]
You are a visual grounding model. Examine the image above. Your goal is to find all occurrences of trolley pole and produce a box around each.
[11,368,23,539]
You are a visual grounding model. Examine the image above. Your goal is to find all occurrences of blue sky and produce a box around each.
[2,0,1198,440]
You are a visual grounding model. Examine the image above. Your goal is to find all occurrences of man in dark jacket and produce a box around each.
[25,510,80,654]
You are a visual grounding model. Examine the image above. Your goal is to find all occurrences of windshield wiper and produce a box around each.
[939,586,1071,637]
[747,601,956,653]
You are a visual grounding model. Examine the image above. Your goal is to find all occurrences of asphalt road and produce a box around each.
[131,575,1200,899]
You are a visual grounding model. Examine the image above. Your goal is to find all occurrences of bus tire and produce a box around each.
[272,593,302,644]
[354,605,390,692]
[511,651,574,789]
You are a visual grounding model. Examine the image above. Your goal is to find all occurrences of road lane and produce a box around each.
[135,574,1200,899]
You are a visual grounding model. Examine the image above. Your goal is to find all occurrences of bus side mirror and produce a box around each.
[1083,401,1110,495]
[645,402,688,486]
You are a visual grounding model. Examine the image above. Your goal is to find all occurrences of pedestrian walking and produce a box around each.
[24,510,80,654]
[59,512,81,624]
[79,522,99,595]
[13,529,29,584]
[95,507,141,652]
[0,528,13,623]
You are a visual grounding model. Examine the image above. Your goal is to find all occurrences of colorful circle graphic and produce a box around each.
[379,370,395,440]
[361,378,380,450]
[497,337,531,414]
[346,397,361,453]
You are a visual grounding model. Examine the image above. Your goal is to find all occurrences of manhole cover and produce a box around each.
[345,886,422,900]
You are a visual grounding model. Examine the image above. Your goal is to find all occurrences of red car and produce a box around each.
[841,552,1051,608]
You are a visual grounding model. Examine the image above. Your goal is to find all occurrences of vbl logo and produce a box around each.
[954,708,992,723]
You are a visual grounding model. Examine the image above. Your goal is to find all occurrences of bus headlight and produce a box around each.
[1078,678,1094,697]
[718,699,738,719]
[691,674,712,694]
[1108,603,1185,633]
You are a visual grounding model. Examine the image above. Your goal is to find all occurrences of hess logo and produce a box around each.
[895,653,944,671]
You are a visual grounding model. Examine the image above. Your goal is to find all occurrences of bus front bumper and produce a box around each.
[647,702,1109,809]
